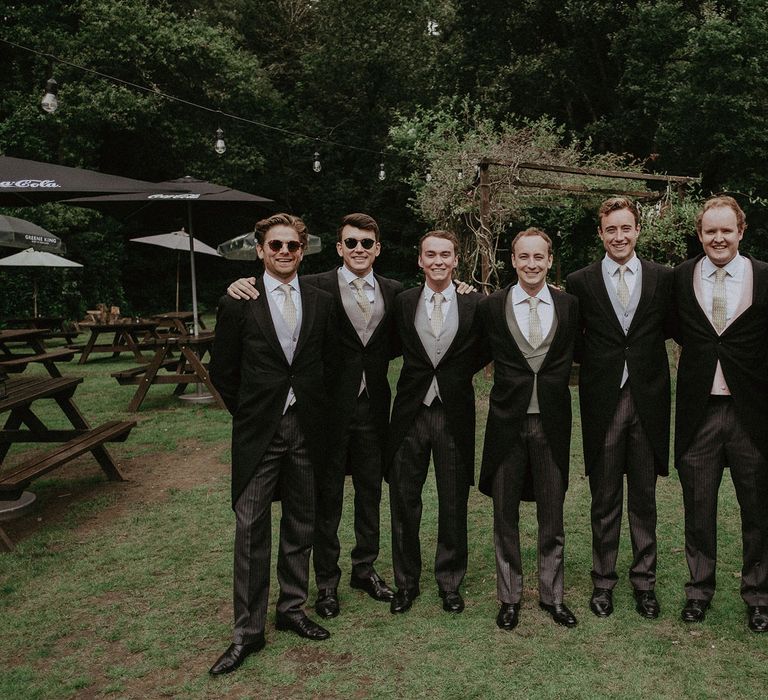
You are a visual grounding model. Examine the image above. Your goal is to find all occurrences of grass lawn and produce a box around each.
[1,333,767,699]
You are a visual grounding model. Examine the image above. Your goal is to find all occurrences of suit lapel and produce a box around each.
[366,273,396,346]
[496,285,530,365]
[247,277,286,362]
[404,286,432,364]
[294,282,318,359]
[627,259,658,334]
[586,262,625,335]
[539,286,569,371]
[441,284,471,360]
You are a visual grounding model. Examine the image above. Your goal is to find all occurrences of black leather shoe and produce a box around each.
[350,571,395,601]
[496,603,520,631]
[681,598,710,623]
[390,587,420,614]
[540,601,578,628]
[634,589,660,619]
[747,605,768,632]
[209,638,265,675]
[275,612,330,640]
[439,590,465,613]
[589,587,613,618]
[314,588,340,618]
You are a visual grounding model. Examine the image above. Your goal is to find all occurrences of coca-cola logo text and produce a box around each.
[0,179,61,189]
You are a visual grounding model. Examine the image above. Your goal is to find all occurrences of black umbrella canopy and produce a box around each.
[0,215,63,251]
[0,155,185,206]
[64,177,275,335]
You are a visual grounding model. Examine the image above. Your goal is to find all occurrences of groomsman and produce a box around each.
[209,214,338,675]
[567,197,673,619]
[673,196,768,632]
[386,230,488,614]
[226,213,402,617]
[479,228,579,629]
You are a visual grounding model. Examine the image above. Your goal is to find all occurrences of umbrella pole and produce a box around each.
[33,274,38,317]
[187,203,200,338]
[176,251,180,313]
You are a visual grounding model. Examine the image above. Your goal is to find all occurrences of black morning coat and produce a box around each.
[209,277,339,506]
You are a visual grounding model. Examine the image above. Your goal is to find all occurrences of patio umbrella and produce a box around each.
[0,215,63,252]
[217,230,322,259]
[130,229,220,312]
[0,155,184,206]
[65,176,274,336]
[0,248,82,316]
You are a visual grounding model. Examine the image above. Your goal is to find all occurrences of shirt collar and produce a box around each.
[424,282,455,303]
[702,253,744,280]
[512,283,553,305]
[340,265,375,289]
[602,253,639,276]
[263,271,300,294]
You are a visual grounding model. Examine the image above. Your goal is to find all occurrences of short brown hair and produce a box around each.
[598,197,639,228]
[510,227,553,256]
[696,195,747,234]
[418,229,459,254]
[254,213,308,248]
[337,212,380,241]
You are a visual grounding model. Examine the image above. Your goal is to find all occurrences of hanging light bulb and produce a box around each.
[425,167,432,183]
[214,127,226,155]
[313,150,322,173]
[378,162,386,181]
[41,77,58,113]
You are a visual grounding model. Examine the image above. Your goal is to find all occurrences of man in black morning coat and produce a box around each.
[566,196,673,620]
[672,195,768,633]
[226,213,403,617]
[479,227,579,630]
[386,230,488,615]
[208,213,338,675]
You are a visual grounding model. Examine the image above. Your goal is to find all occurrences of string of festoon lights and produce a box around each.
[1,37,394,181]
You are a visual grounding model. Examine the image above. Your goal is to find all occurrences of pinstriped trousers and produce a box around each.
[589,385,658,591]
[232,409,316,644]
[389,401,470,592]
[492,415,566,606]
[678,397,768,605]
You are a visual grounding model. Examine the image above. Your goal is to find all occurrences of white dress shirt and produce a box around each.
[511,283,554,343]
[263,271,301,411]
[602,253,640,299]
[340,265,376,304]
[424,282,455,322]
[700,254,745,326]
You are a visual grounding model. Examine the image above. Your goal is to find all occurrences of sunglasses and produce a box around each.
[265,240,303,253]
[342,237,376,250]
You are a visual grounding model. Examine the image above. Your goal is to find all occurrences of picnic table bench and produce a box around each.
[111,331,225,411]
[0,375,136,506]
[3,316,78,343]
[150,311,205,337]
[70,320,162,364]
[0,329,75,378]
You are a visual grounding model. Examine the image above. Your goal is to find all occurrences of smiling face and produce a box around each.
[256,224,304,281]
[598,207,640,265]
[418,235,458,291]
[511,234,552,296]
[336,224,380,276]
[698,205,743,267]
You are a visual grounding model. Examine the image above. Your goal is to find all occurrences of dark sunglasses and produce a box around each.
[343,237,376,250]
[266,240,303,253]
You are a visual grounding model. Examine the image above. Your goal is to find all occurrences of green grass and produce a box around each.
[1,334,767,698]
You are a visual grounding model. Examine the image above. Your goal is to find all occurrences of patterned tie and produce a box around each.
[351,277,372,323]
[278,283,297,332]
[431,292,444,336]
[617,264,630,308]
[712,267,727,333]
[528,296,543,347]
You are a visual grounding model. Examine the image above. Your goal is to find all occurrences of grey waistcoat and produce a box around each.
[601,261,643,387]
[415,291,459,406]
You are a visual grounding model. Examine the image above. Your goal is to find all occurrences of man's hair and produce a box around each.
[418,229,460,254]
[696,195,747,234]
[254,213,308,248]
[598,197,640,228]
[337,212,380,241]
[510,227,553,256]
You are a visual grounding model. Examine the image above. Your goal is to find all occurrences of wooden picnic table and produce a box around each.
[150,311,206,336]
[72,320,162,364]
[0,376,136,549]
[111,331,225,412]
[3,316,78,343]
[0,328,75,378]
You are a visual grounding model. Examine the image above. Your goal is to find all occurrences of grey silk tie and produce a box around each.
[431,292,444,336]
[617,264,630,308]
[351,277,372,323]
[279,283,297,332]
[528,296,543,347]
[712,267,727,333]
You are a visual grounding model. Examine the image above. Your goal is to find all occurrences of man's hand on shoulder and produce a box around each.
[227,277,259,300]
[455,280,477,295]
